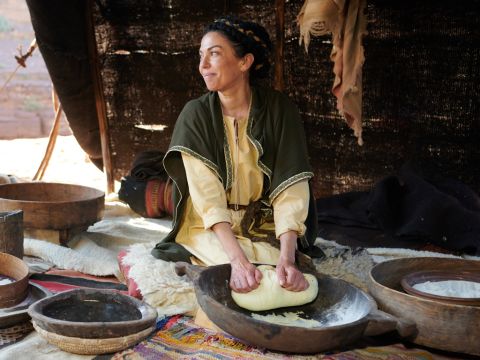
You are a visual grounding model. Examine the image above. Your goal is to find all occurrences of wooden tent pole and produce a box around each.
[274,0,285,91]
[85,0,115,194]
[33,88,62,181]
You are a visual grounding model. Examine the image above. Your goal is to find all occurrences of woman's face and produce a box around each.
[199,31,248,92]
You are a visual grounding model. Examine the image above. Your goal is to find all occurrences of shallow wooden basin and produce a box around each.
[0,182,104,230]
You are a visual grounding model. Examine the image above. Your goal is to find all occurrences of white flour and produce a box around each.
[251,293,368,328]
[0,277,14,285]
[413,280,480,298]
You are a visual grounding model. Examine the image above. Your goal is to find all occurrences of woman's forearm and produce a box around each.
[212,222,248,263]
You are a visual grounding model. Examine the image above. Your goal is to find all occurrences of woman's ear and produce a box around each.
[241,53,255,72]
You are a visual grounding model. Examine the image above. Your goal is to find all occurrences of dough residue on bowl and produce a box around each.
[251,293,367,328]
[251,311,322,328]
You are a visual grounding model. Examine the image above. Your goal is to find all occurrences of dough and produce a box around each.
[231,265,318,311]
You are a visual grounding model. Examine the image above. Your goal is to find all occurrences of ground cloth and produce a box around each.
[29,269,128,294]
[96,315,460,360]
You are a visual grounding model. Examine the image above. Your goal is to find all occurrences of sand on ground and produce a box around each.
[0,135,111,192]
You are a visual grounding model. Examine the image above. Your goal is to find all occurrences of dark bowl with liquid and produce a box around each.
[28,289,157,338]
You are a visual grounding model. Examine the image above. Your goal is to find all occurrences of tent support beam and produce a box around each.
[86,0,115,194]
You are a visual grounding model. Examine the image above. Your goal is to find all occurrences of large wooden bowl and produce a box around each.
[369,257,480,356]
[175,262,415,354]
[0,183,104,230]
[0,252,29,308]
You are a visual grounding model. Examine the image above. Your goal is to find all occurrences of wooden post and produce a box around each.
[274,0,285,91]
[85,0,115,194]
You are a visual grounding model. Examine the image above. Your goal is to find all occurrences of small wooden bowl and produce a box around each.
[28,289,157,339]
[0,252,29,308]
[401,270,480,306]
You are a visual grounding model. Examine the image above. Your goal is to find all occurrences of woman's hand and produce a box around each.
[230,259,262,293]
[277,230,309,292]
[276,258,309,292]
[211,221,262,293]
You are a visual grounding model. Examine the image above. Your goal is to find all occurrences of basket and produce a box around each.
[32,321,155,355]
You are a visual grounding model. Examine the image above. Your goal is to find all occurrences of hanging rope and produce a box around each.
[33,88,63,181]
[0,39,37,94]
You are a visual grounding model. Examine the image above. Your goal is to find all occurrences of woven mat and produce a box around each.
[99,315,459,360]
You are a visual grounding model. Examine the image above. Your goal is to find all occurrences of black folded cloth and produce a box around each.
[129,150,168,181]
[316,165,480,254]
[118,151,169,218]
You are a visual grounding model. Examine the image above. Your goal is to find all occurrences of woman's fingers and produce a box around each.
[230,262,261,292]
[277,263,309,292]
[254,267,263,283]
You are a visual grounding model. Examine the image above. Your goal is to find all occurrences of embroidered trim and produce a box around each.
[163,149,184,230]
[269,172,314,204]
[222,120,233,190]
[168,146,222,180]
[246,114,272,185]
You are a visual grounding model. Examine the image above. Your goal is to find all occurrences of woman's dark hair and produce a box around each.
[203,16,272,81]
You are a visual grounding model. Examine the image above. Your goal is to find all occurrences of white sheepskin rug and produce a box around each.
[121,242,198,316]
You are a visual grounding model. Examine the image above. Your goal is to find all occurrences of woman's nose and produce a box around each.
[199,55,209,69]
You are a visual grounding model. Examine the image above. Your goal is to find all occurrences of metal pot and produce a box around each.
[176,262,415,354]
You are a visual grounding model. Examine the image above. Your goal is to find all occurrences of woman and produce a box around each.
[152,16,322,293]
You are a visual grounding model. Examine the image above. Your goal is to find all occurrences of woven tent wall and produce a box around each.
[93,0,480,198]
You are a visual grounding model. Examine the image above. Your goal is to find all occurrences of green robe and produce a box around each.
[152,85,322,262]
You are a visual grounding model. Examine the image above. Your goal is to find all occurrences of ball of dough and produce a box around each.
[231,265,318,311]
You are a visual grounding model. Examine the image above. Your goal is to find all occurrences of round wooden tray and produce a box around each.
[0,182,104,230]
[401,270,480,306]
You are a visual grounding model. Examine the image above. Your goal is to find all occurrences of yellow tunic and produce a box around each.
[175,115,309,266]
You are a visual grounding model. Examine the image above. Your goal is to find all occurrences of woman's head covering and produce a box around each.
[204,16,272,81]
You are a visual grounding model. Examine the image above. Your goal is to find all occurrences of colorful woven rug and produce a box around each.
[29,269,128,294]
[99,315,459,360]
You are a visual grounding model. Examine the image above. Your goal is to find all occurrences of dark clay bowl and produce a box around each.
[28,289,157,339]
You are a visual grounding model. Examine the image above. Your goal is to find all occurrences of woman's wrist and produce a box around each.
[279,230,298,263]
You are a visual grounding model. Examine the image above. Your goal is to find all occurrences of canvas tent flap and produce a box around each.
[25,0,103,169]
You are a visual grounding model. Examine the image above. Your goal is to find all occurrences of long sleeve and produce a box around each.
[182,152,232,229]
[272,180,310,238]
